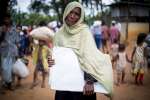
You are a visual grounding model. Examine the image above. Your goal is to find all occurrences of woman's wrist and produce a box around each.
[86,80,94,85]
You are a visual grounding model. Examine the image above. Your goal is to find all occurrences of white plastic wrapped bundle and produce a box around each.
[13,59,29,78]
[30,26,54,42]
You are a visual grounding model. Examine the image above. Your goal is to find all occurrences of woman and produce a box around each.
[48,1,113,100]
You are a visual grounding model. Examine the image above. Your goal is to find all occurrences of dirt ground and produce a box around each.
[0,37,150,100]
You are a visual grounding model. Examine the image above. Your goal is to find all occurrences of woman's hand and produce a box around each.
[83,80,94,96]
[48,55,55,67]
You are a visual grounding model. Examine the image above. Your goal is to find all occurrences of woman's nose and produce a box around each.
[70,13,75,18]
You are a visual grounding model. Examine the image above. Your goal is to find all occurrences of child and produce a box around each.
[31,39,51,89]
[131,33,147,85]
[30,26,54,89]
[110,39,119,69]
[115,43,131,86]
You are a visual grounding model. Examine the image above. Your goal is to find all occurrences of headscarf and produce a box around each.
[54,1,113,97]
[62,1,87,35]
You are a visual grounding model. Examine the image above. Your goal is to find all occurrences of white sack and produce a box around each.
[30,26,54,41]
[13,59,29,78]
[49,47,108,94]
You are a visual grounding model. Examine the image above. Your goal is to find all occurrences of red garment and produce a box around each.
[109,26,120,43]
[101,25,109,40]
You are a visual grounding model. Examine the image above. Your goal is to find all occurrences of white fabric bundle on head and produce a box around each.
[93,20,101,26]
[30,26,54,42]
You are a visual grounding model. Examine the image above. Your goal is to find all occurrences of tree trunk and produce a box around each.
[0,0,9,25]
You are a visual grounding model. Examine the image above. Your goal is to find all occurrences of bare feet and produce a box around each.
[30,81,39,89]
[41,83,45,88]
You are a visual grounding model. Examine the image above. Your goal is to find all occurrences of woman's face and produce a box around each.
[65,7,81,26]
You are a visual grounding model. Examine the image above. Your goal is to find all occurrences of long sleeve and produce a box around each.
[84,71,97,83]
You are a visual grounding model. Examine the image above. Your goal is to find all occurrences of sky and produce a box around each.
[16,0,114,14]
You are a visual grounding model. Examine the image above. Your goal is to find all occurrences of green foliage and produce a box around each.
[29,0,87,24]
[13,12,56,26]
[8,0,112,26]
[29,0,50,14]
[9,0,17,7]
[0,0,17,25]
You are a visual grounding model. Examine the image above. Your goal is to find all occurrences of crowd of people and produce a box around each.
[91,20,121,54]
[91,19,149,86]
[0,1,149,100]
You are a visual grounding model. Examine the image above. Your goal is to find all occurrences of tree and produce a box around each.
[0,0,17,25]
[29,0,79,25]
[29,0,50,14]
[0,0,9,25]
[13,12,56,26]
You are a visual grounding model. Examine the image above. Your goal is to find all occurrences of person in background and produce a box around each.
[0,14,20,90]
[26,25,33,55]
[115,21,123,42]
[131,33,147,85]
[101,20,110,54]
[17,26,26,57]
[109,21,120,44]
[91,21,102,49]
[47,21,59,32]
[115,21,121,34]
[22,29,30,55]
[110,39,119,69]
[48,1,113,100]
[115,43,131,86]
[144,33,150,68]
